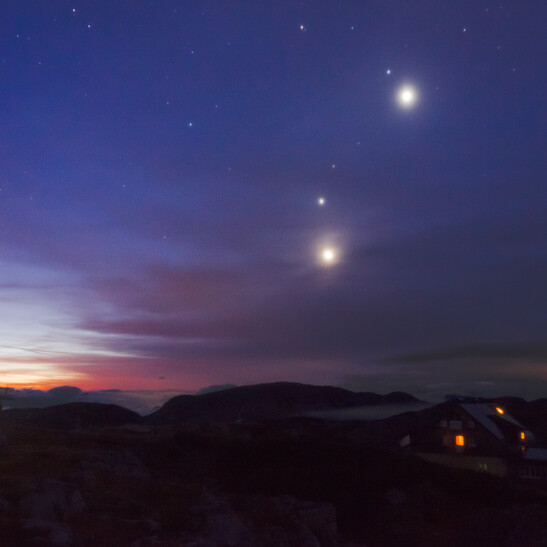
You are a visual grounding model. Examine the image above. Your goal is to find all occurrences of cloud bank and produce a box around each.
[3,386,188,416]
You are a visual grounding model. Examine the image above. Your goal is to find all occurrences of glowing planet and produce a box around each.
[397,85,417,108]
[318,197,325,206]
[321,247,336,264]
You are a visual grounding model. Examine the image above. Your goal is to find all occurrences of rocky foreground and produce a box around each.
[1,418,547,546]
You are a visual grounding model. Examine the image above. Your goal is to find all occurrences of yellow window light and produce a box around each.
[521,431,526,440]
[495,407,504,414]
[455,435,465,446]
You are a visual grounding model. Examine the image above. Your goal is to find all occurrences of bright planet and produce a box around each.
[321,247,336,264]
[397,85,418,108]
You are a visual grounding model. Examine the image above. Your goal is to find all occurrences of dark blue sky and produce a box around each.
[1,1,545,400]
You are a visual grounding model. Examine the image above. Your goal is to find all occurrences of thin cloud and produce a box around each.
[385,342,547,364]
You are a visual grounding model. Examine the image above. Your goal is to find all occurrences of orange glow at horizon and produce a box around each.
[0,370,88,391]
[1,375,197,392]
[0,365,212,393]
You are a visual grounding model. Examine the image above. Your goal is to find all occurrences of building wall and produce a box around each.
[517,461,547,481]
[416,452,509,477]
[434,407,518,457]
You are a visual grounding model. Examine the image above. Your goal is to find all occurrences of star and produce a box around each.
[318,197,326,206]
[386,68,391,75]
[300,24,306,32]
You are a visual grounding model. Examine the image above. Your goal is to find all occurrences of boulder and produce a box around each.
[130,536,163,547]
[23,519,76,546]
[80,448,149,478]
[20,479,86,521]
[250,495,337,545]
[384,487,407,506]
[187,491,251,546]
[294,499,337,543]
[0,497,11,511]
[65,470,97,491]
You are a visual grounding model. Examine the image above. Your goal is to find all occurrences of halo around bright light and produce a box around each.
[320,247,337,265]
[397,85,418,108]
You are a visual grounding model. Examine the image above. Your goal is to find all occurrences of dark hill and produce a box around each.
[145,382,421,425]
[0,402,142,430]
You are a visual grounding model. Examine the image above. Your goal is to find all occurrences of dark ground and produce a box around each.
[1,417,547,546]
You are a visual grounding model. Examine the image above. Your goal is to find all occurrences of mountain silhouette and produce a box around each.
[0,402,142,429]
[145,382,422,425]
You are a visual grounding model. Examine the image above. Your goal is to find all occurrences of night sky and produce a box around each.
[1,1,546,401]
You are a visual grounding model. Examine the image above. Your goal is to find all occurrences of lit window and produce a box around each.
[456,435,465,446]
[521,431,526,440]
[496,407,504,414]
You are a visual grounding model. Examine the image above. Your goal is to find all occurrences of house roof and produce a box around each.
[459,403,527,441]
[524,448,547,462]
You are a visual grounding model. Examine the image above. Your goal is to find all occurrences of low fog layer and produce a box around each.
[307,402,432,421]
[2,386,186,415]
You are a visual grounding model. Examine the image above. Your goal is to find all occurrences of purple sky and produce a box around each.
[1,1,546,400]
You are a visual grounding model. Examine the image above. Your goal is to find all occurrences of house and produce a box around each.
[400,401,547,481]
